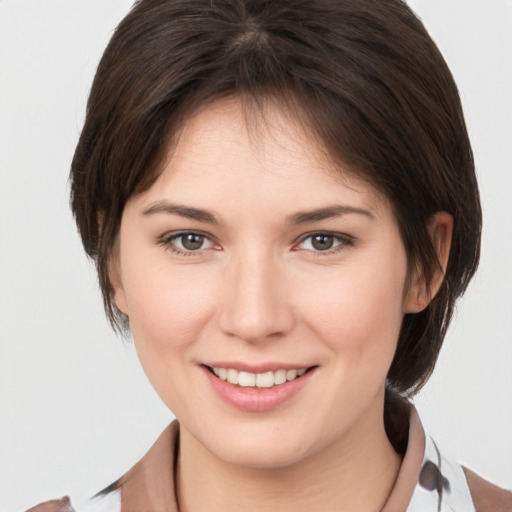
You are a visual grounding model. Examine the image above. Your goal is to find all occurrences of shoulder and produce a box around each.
[25,485,121,512]
[25,497,74,512]
[24,422,177,512]
[463,467,512,512]
[25,490,121,512]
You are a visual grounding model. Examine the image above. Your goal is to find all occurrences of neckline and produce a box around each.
[117,405,427,511]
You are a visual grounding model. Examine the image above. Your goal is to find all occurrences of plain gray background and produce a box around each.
[1,0,511,510]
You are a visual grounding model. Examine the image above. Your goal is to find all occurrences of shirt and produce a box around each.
[67,406,477,512]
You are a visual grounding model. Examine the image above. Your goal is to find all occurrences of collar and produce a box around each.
[117,406,427,512]
[118,422,180,512]
[381,406,426,511]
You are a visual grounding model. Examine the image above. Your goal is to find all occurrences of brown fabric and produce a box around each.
[122,411,427,512]
[27,416,512,512]
[463,467,512,512]
[381,406,426,512]
[119,422,180,512]
[25,496,74,512]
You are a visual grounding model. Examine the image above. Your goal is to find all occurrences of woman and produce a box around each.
[25,0,511,510]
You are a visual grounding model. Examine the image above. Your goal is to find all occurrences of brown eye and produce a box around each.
[297,232,352,254]
[311,234,334,251]
[180,233,205,250]
[162,231,216,254]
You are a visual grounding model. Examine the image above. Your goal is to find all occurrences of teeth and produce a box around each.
[286,369,298,381]
[256,371,274,388]
[238,371,256,387]
[227,368,239,385]
[274,369,287,385]
[211,366,309,388]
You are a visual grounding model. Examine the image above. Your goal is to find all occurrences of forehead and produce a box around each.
[136,98,392,220]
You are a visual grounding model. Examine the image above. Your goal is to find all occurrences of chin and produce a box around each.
[202,424,315,469]
[218,442,309,469]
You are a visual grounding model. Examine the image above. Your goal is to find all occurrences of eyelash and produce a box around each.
[158,231,218,256]
[158,231,354,257]
[296,232,354,256]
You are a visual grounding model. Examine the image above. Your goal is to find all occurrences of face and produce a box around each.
[114,99,420,468]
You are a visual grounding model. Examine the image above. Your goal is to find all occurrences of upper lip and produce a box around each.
[201,361,316,373]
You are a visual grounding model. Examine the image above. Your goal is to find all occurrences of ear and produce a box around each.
[404,212,453,313]
[98,211,130,317]
[113,281,129,316]
[109,251,129,316]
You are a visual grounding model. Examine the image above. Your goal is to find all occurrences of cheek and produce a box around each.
[121,256,217,352]
[299,256,407,365]
[121,259,221,411]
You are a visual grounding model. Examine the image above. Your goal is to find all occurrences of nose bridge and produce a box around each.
[219,246,293,342]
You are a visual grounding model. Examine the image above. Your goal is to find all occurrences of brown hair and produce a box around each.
[70,0,481,396]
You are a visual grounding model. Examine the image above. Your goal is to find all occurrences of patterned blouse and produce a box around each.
[54,406,476,512]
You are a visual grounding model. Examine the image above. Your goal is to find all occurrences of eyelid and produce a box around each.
[157,230,353,256]
[294,231,354,254]
[158,230,220,255]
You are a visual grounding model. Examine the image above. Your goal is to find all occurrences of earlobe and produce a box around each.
[110,256,129,316]
[113,283,129,316]
[404,212,453,313]
[99,212,129,316]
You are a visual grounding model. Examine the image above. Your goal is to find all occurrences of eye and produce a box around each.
[160,231,217,255]
[297,232,353,253]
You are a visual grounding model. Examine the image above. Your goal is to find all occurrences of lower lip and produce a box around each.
[201,366,316,412]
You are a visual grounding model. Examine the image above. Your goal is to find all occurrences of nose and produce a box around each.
[218,249,295,343]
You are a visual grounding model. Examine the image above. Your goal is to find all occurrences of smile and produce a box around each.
[209,367,307,388]
[202,363,317,411]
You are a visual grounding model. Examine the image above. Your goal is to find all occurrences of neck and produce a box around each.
[176,394,402,512]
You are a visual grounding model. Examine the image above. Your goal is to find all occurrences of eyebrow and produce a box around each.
[143,201,220,224]
[142,201,374,225]
[287,205,375,224]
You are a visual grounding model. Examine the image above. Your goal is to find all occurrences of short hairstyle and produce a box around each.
[70,0,481,396]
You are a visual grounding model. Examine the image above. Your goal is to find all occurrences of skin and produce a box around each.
[113,99,452,512]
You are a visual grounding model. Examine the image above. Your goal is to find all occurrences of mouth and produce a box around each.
[203,365,315,389]
[202,363,318,411]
